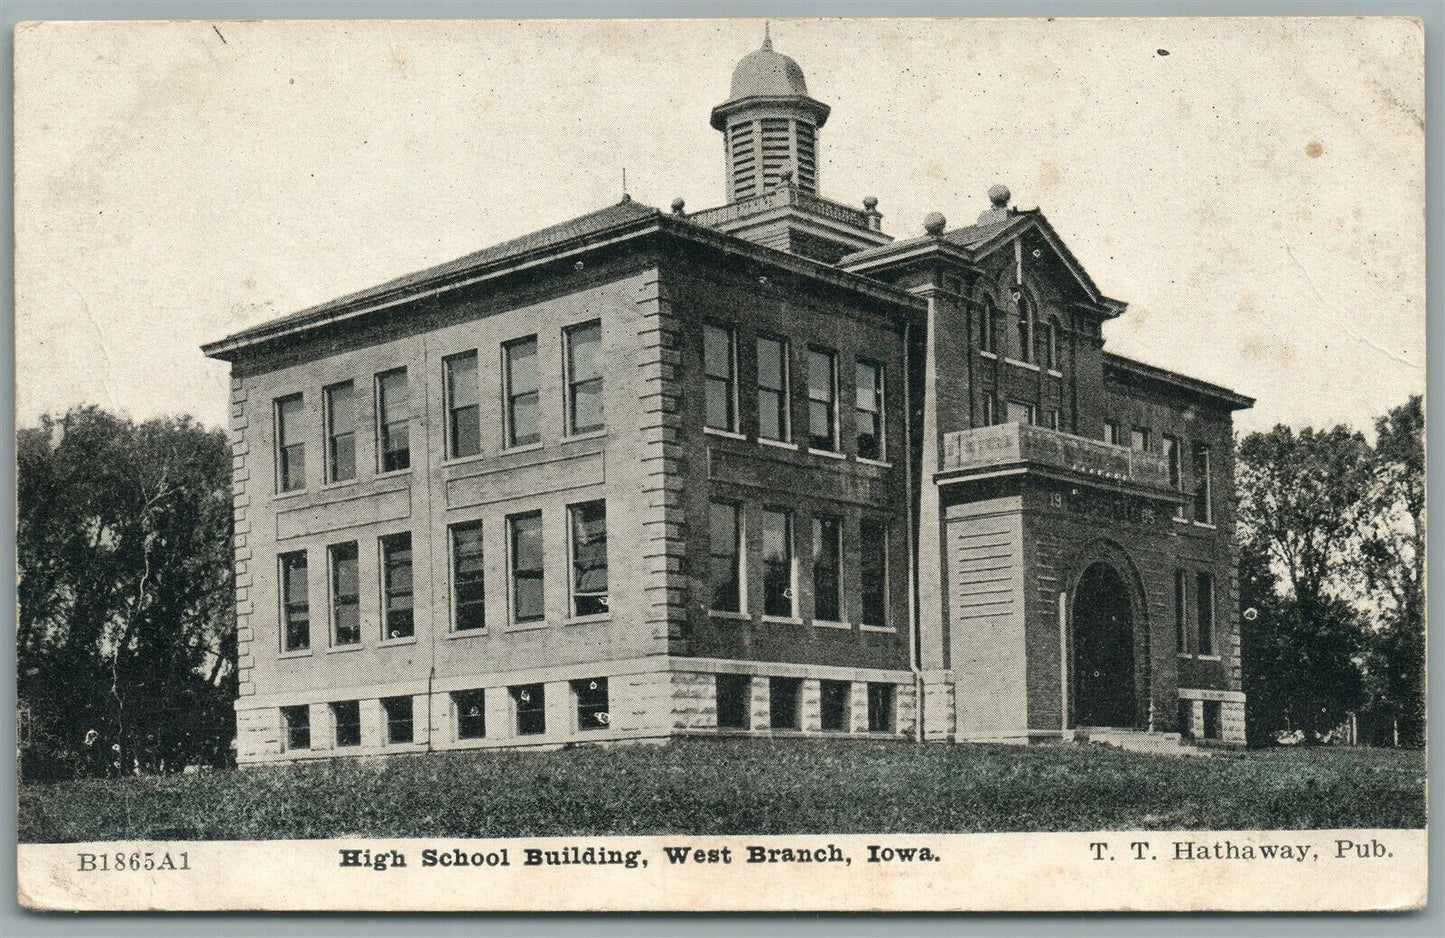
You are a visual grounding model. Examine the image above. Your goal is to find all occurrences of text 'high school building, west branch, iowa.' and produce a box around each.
[203,33,1253,763]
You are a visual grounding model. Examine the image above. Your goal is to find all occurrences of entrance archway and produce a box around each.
[1072,562,1137,727]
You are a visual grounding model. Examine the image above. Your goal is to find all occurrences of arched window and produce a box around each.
[1044,317,1061,370]
[980,300,998,354]
[1016,297,1034,363]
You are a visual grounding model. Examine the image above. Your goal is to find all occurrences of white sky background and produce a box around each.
[14,17,1425,435]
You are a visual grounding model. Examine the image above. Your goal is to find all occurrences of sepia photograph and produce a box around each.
[12,13,1427,913]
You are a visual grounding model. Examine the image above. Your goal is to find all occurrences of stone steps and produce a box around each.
[1074,727,1212,757]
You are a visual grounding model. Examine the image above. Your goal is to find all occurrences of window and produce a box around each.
[573,678,609,730]
[867,683,896,732]
[820,680,850,732]
[274,394,305,492]
[769,677,802,730]
[568,501,608,617]
[454,689,486,740]
[332,701,361,748]
[512,683,545,736]
[807,347,838,451]
[1163,435,1184,519]
[380,533,414,640]
[1174,570,1188,654]
[980,300,998,354]
[1015,298,1034,362]
[1044,317,1061,370]
[756,336,791,442]
[509,511,545,624]
[375,369,410,472]
[1178,699,1193,738]
[444,351,480,459]
[855,360,885,460]
[565,321,604,435]
[450,521,485,632]
[383,696,413,745]
[282,705,310,751]
[329,542,360,646]
[860,520,888,627]
[811,515,843,622]
[324,382,356,483]
[716,675,751,729]
[1192,442,1213,523]
[1102,421,1121,445]
[503,336,540,447]
[1203,700,1222,740]
[279,552,310,652]
[709,501,743,613]
[761,508,794,617]
[981,394,996,426]
[1044,408,1061,431]
[1006,400,1035,426]
[703,324,736,431]
[1131,427,1151,452]
[1196,572,1215,655]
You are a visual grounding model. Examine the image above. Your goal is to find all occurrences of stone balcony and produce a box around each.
[938,422,1178,498]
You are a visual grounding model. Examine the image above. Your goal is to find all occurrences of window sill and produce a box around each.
[979,350,998,360]
[807,447,846,460]
[320,478,360,492]
[445,628,489,640]
[1047,369,1064,378]
[762,614,804,626]
[709,609,752,621]
[1005,358,1041,372]
[757,437,800,451]
[501,442,545,455]
[507,620,549,633]
[563,613,612,626]
[812,619,852,630]
[704,427,747,441]
[1173,515,1191,524]
[326,644,364,655]
[856,456,892,469]
[443,452,488,468]
[1193,521,1217,530]
[378,636,418,648]
[1195,654,1222,662]
[277,649,313,660]
[375,467,414,480]
[859,623,897,633]
[273,488,309,502]
[563,429,607,443]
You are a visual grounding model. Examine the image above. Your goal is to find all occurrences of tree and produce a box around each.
[1359,396,1425,747]
[1236,423,1374,744]
[18,406,235,780]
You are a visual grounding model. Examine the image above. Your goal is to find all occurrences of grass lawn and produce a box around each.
[19,738,1427,842]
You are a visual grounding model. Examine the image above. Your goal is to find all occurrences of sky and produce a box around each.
[14,17,1425,435]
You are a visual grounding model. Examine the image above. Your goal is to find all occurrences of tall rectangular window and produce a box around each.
[1192,442,1213,524]
[867,683,896,732]
[383,696,413,745]
[324,382,355,483]
[855,360,885,460]
[565,321,604,435]
[281,705,310,751]
[1045,407,1061,431]
[450,521,485,632]
[1174,570,1188,654]
[568,500,608,617]
[820,680,850,732]
[1163,435,1184,519]
[503,336,540,447]
[1203,700,1222,740]
[444,351,480,459]
[453,689,486,740]
[709,501,743,613]
[329,542,360,646]
[1006,400,1035,426]
[756,335,790,442]
[1196,572,1215,656]
[509,511,545,624]
[811,515,843,622]
[860,519,888,627]
[981,394,996,426]
[274,393,305,492]
[332,701,361,748]
[573,678,609,730]
[375,369,410,472]
[704,324,736,431]
[769,677,802,730]
[715,674,751,729]
[807,347,838,451]
[1131,427,1151,452]
[512,683,545,736]
[279,551,310,652]
[380,533,413,640]
[1102,421,1121,445]
[761,508,794,617]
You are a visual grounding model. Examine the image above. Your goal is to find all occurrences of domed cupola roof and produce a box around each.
[728,36,810,100]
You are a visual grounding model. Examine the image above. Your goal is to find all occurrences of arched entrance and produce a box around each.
[1072,562,1137,727]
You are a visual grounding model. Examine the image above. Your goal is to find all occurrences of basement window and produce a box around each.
[1203,701,1223,740]
[453,689,486,740]
[332,701,361,748]
[281,705,310,751]
[769,677,802,730]
[383,696,413,745]
[867,683,896,733]
[716,674,751,729]
[573,678,610,731]
[513,683,546,736]
[820,680,851,732]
